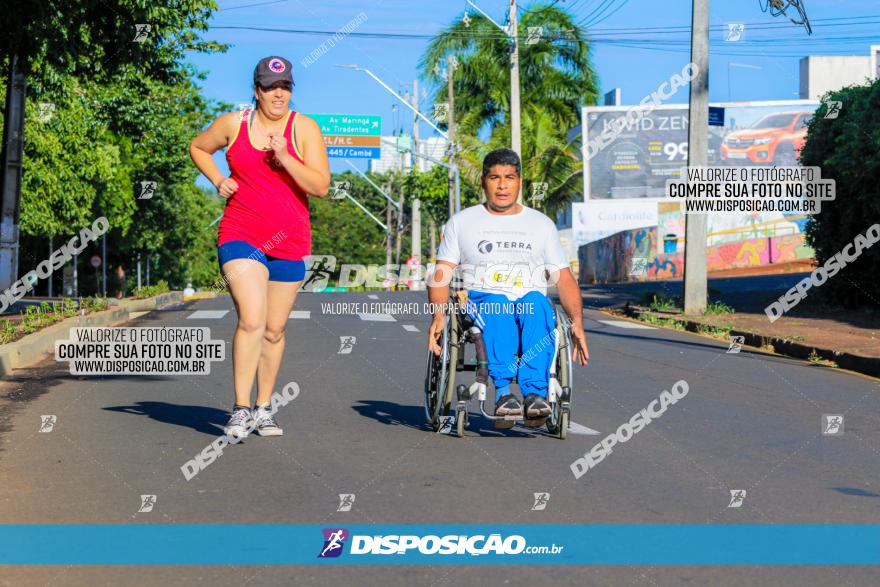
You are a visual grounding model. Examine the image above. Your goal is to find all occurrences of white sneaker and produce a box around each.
[224,407,253,440]
[253,405,283,436]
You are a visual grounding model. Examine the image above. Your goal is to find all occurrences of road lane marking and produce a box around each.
[186,310,229,319]
[289,310,311,319]
[597,320,656,330]
[358,313,396,322]
[129,311,150,319]
[368,294,378,299]
[567,421,601,435]
[402,324,419,332]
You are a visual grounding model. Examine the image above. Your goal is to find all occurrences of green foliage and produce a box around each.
[313,171,393,266]
[639,291,680,312]
[133,280,170,299]
[1,0,226,294]
[403,164,481,226]
[801,79,880,308]
[704,301,735,316]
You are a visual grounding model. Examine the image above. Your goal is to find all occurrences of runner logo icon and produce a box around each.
[319,528,349,558]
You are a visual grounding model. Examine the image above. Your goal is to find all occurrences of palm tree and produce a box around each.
[419,3,598,214]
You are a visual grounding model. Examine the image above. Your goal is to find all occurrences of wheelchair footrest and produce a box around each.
[523,416,549,428]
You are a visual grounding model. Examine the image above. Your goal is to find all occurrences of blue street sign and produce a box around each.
[709,106,725,126]
[326,146,381,159]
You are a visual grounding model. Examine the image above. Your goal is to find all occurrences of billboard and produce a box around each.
[582,100,820,200]
[572,200,658,246]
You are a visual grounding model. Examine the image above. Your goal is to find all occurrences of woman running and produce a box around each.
[189,56,330,438]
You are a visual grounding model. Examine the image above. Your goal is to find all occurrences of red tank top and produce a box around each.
[218,109,311,260]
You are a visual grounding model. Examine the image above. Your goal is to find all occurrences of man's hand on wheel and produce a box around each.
[569,322,589,366]
[427,314,446,356]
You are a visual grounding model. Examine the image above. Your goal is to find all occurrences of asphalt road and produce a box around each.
[1,290,879,586]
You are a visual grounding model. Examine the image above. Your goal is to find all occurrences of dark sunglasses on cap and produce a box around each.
[259,81,292,92]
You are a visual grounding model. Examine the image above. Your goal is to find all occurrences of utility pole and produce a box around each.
[509,0,522,163]
[411,79,422,290]
[0,54,26,292]
[385,192,392,268]
[683,0,709,315]
[446,55,457,220]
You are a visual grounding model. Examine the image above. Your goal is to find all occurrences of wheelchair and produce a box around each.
[424,292,573,439]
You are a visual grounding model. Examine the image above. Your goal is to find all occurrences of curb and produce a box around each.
[620,306,880,379]
[0,292,185,378]
[111,291,183,312]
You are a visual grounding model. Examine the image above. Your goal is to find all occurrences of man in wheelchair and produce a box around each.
[427,148,589,426]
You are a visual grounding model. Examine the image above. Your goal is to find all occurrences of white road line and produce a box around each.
[128,311,150,319]
[289,310,311,319]
[402,324,419,332]
[567,421,601,435]
[358,313,396,322]
[367,294,379,300]
[597,320,656,330]
[186,310,229,319]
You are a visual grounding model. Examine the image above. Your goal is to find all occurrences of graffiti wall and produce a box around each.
[579,229,814,284]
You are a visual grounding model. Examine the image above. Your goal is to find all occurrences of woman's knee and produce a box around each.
[237,315,265,334]
[263,326,285,344]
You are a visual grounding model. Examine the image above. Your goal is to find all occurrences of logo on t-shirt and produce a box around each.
[477,240,533,253]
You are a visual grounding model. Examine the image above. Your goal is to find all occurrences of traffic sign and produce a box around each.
[310,114,381,137]
[326,146,381,159]
[323,135,381,147]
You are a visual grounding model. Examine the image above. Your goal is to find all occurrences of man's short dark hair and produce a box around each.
[481,148,521,178]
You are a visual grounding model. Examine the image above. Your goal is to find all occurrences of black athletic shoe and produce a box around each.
[523,393,552,419]
[494,394,522,429]
[495,394,523,417]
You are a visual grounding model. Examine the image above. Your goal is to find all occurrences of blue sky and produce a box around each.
[188,0,879,179]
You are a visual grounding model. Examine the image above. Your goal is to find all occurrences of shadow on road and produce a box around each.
[351,399,552,439]
[832,487,880,498]
[351,400,429,430]
[103,401,226,436]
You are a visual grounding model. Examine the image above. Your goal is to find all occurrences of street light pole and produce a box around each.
[337,63,459,219]
[683,0,710,315]
[336,65,448,139]
[466,1,522,160]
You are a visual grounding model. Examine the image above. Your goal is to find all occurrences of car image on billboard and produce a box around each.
[720,111,813,166]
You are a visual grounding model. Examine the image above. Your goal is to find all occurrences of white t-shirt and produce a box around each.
[435,204,570,301]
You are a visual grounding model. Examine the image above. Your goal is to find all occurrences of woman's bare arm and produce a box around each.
[189,112,238,190]
[268,114,331,197]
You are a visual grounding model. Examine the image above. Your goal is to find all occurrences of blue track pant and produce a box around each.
[466,290,557,400]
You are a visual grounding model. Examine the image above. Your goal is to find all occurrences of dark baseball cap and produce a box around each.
[253,56,294,87]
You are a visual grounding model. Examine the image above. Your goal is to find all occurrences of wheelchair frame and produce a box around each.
[424,299,573,439]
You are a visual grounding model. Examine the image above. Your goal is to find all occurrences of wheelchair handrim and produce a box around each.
[424,316,450,425]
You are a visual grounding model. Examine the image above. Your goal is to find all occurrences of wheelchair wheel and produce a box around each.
[424,310,460,431]
[424,313,451,429]
[455,406,467,437]
[547,306,573,439]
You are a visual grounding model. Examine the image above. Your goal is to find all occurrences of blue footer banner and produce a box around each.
[2,525,880,565]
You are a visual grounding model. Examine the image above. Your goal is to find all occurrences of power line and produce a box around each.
[211,13,880,38]
[209,22,880,48]
[583,0,629,27]
[578,0,616,27]
[219,0,288,11]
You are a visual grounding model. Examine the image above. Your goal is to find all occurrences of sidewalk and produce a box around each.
[582,273,880,377]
